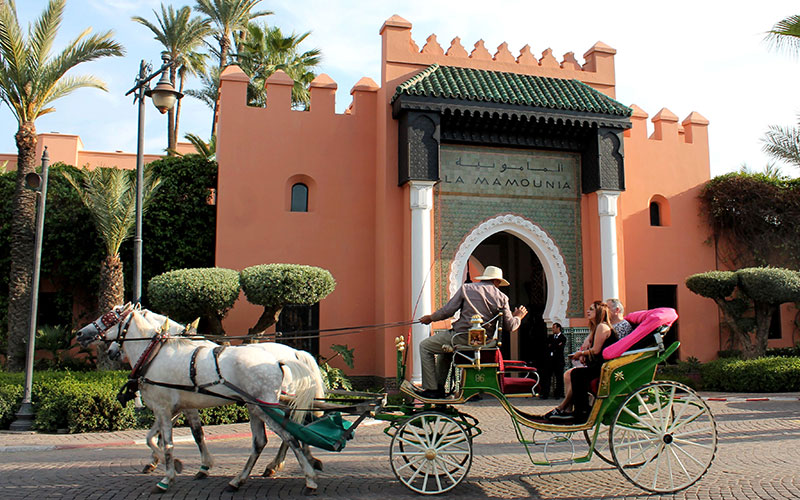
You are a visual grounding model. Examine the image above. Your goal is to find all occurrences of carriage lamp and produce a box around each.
[124,53,183,303]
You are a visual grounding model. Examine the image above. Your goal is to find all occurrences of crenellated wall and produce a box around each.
[379,14,617,97]
[215,65,384,376]
[619,105,722,360]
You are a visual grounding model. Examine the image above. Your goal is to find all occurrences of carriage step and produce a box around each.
[400,381,459,403]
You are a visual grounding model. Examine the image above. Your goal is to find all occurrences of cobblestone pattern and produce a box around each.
[1,396,799,499]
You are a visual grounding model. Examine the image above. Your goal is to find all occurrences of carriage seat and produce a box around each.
[585,308,677,398]
[495,350,539,396]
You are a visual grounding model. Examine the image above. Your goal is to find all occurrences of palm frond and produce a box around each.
[63,166,161,256]
[37,74,106,113]
[29,0,64,70]
[762,124,800,168]
[765,14,800,55]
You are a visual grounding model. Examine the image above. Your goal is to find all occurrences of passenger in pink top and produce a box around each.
[602,307,678,360]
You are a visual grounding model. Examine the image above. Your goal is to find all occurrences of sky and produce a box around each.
[3,0,800,178]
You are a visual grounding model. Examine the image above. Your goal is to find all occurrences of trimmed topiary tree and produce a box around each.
[686,267,800,358]
[148,268,240,335]
[240,264,336,334]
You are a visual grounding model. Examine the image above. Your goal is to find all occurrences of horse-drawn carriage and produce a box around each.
[78,305,716,495]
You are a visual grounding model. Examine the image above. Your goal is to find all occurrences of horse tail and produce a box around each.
[278,359,317,424]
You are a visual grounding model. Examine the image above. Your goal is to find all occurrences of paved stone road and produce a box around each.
[1,395,799,499]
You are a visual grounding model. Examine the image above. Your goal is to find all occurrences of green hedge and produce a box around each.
[0,370,249,432]
[701,357,800,392]
[240,264,335,307]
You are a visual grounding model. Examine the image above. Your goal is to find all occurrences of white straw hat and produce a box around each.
[474,266,509,286]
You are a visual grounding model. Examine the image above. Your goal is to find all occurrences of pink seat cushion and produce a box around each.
[603,307,678,360]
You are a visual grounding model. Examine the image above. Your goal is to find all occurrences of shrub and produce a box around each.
[767,345,800,358]
[0,370,251,432]
[148,267,240,334]
[240,264,336,334]
[701,357,800,392]
[0,381,23,428]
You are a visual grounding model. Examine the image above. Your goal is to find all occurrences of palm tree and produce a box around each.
[193,0,271,135]
[762,15,800,169]
[185,65,220,111]
[234,23,321,108]
[63,166,160,368]
[133,4,211,151]
[183,132,216,160]
[0,0,124,371]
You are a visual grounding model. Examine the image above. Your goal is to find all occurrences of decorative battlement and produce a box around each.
[380,15,616,96]
[626,104,709,145]
[218,65,378,116]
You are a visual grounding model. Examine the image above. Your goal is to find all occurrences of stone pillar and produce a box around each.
[597,190,620,301]
[409,180,435,384]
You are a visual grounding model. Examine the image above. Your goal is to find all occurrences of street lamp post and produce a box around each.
[9,147,50,431]
[125,54,183,303]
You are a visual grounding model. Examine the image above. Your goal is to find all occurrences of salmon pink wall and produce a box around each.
[620,106,719,361]
[215,66,382,376]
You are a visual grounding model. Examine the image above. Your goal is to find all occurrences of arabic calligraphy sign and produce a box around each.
[440,145,580,199]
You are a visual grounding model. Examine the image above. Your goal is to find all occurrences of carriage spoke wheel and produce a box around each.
[390,412,472,495]
[584,424,614,466]
[610,381,717,493]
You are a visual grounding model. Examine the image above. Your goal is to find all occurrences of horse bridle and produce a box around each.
[86,303,135,344]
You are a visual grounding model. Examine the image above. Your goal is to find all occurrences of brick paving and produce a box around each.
[1,393,798,499]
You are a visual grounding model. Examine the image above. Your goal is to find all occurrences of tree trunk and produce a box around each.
[715,297,758,359]
[167,67,177,153]
[6,122,38,371]
[173,74,185,153]
[752,302,773,359]
[249,306,283,335]
[96,254,125,370]
[211,38,230,138]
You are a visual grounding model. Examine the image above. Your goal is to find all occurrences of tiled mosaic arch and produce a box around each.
[448,213,570,326]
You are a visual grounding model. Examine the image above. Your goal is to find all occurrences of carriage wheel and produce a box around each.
[390,412,472,495]
[610,381,717,493]
[584,424,614,465]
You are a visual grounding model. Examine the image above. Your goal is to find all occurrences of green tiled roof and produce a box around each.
[393,64,631,117]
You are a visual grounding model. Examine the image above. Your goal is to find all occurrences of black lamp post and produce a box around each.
[9,147,50,431]
[124,54,183,303]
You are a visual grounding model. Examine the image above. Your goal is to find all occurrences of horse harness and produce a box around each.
[118,337,283,409]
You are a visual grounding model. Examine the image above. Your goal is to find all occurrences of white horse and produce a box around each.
[78,304,323,494]
[120,313,326,480]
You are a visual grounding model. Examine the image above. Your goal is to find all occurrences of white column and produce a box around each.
[597,190,621,301]
[409,181,435,384]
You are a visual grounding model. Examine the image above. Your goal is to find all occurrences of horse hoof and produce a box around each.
[312,459,323,472]
[225,484,239,493]
[174,459,183,474]
[303,486,317,496]
[194,470,209,480]
[262,468,276,477]
[142,463,157,474]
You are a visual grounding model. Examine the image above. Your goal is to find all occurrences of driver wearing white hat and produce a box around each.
[416,266,528,399]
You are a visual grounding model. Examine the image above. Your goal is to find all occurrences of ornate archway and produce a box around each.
[448,214,570,325]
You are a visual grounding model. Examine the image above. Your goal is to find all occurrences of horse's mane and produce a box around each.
[137,309,216,349]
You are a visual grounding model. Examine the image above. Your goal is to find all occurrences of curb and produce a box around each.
[0,430,253,454]
[704,396,799,402]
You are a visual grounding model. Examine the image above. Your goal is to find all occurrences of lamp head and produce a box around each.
[146,70,183,114]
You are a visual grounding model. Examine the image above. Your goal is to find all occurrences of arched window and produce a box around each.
[290,183,308,212]
[649,201,661,226]
[648,195,671,227]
